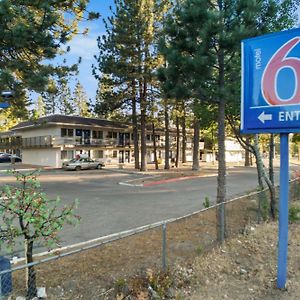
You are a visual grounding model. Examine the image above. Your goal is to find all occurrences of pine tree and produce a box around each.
[57,82,75,116]
[42,81,60,115]
[160,0,299,241]
[0,0,97,116]
[35,96,46,118]
[94,0,142,168]
[74,81,91,117]
[94,0,171,170]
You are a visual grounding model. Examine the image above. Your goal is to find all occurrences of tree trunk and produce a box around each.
[132,82,139,169]
[269,134,275,185]
[25,239,37,299]
[216,50,226,243]
[253,134,276,221]
[140,79,147,172]
[254,135,265,189]
[192,117,200,171]
[152,122,159,170]
[181,104,187,163]
[269,134,276,219]
[216,98,226,243]
[164,101,170,170]
[175,115,180,168]
[245,136,251,166]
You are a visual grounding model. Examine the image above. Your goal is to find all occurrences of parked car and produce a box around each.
[0,154,22,163]
[62,157,105,171]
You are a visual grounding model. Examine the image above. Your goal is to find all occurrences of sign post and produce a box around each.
[241,28,300,288]
[277,133,289,288]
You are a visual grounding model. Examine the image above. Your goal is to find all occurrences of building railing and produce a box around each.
[22,136,52,148]
[0,135,189,149]
[52,137,122,147]
[0,139,22,148]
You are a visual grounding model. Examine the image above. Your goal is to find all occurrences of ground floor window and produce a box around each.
[94,150,104,159]
[113,150,118,158]
[61,150,74,160]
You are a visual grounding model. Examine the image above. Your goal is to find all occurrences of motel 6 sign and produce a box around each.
[241,28,300,134]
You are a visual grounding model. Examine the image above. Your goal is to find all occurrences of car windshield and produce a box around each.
[69,159,78,163]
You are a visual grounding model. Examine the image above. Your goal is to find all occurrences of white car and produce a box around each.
[62,158,105,171]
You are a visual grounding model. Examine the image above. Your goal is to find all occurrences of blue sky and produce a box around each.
[58,0,115,102]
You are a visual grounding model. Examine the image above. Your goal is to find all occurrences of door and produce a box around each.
[83,130,91,145]
[119,133,124,146]
[119,150,124,163]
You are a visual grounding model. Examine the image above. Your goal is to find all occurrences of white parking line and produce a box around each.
[118,175,160,187]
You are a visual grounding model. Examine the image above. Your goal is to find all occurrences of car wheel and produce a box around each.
[75,166,81,171]
[97,164,102,169]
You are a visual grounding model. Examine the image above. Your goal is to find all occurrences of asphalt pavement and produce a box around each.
[0,160,297,256]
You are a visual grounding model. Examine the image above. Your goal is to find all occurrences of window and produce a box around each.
[61,128,74,137]
[76,129,82,136]
[107,132,117,139]
[61,128,67,137]
[93,131,103,139]
[113,150,118,158]
[67,129,73,137]
[94,150,103,159]
[61,150,74,160]
[147,134,151,141]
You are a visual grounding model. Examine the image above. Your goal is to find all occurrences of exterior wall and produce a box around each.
[20,127,60,138]
[22,148,61,168]
[225,139,244,162]
[225,151,243,162]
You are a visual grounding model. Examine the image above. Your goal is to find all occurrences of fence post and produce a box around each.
[162,222,167,272]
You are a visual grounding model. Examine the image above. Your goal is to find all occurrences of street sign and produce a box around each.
[241,28,300,133]
[0,91,13,109]
[0,102,10,109]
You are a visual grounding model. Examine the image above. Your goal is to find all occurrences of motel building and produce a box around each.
[0,115,197,168]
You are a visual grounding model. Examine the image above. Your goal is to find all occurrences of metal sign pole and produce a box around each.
[277,133,289,289]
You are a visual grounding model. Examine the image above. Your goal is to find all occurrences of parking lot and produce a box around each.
[0,162,286,255]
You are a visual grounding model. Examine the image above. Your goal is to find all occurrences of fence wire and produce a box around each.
[0,178,299,299]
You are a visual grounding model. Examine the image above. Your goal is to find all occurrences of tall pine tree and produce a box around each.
[0,0,98,116]
[74,81,91,117]
[94,0,170,170]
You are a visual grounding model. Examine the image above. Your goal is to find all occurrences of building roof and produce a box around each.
[12,115,130,131]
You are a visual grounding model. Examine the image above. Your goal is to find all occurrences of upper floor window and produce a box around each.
[92,130,103,139]
[75,129,82,136]
[61,128,74,137]
[107,132,117,139]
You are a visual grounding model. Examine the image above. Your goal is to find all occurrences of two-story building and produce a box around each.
[0,115,190,168]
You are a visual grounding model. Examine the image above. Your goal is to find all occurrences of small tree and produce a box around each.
[0,171,80,299]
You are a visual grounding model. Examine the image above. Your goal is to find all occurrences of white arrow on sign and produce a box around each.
[258,111,272,124]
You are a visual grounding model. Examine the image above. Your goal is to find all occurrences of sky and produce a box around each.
[47,1,300,106]
[56,0,115,102]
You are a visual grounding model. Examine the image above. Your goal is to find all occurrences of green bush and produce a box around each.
[203,197,210,208]
[289,206,300,223]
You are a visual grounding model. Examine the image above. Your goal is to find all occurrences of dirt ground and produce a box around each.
[190,222,300,300]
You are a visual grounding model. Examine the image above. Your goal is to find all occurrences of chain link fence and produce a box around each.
[0,178,299,299]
